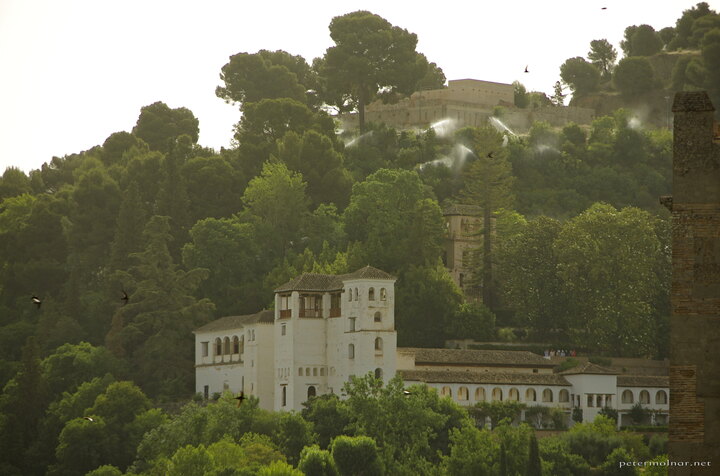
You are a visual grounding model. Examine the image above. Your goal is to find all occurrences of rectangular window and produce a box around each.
[201,342,209,357]
[349,317,356,332]
[587,395,593,407]
[203,385,209,399]
[281,324,286,336]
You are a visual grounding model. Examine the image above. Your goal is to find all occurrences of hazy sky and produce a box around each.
[0,0,716,173]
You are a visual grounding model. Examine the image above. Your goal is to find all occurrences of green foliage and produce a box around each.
[513,81,529,108]
[599,406,619,423]
[85,465,123,476]
[629,402,649,425]
[560,57,600,97]
[443,423,496,476]
[621,25,663,57]
[331,435,383,476]
[588,39,618,80]
[445,302,496,341]
[554,204,662,355]
[395,263,463,347]
[613,57,656,97]
[526,434,541,476]
[538,437,591,476]
[600,447,639,475]
[298,445,338,476]
[344,168,444,273]
[470,401,525,429]
[132,101,199,154]
[105,216,214,398]
[272,411,316,466]
[258,460,305,476]
[301,394,351,449]
[556,358,579,372]
[216,50,311,107]
[648,434,668,457]
[318,10,438,131]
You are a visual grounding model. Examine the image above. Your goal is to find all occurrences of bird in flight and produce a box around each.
[83,416,95,422]
[121,289,129,306]
[32,295,41,309]
[601,7,607,10]
[524,65,529,73]
[235,392,246,407]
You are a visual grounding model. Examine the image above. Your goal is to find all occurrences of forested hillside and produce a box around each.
[0,5,713,475]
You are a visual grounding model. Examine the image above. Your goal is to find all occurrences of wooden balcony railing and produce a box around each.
[329,307,341,317]
[299,309,322,318]
[279,309,291,318]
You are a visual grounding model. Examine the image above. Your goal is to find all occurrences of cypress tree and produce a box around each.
[526,434,542,476]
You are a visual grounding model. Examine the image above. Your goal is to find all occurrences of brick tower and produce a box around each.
[669,91,720,472]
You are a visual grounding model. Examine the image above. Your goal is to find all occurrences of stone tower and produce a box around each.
[669,91,720,472]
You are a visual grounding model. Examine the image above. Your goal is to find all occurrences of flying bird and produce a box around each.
[524,65,529,73]
[601,7,607,10]
[121,289,129,305]
[31,295,41,309]
[83,416,95,422]
[234,392,246,407]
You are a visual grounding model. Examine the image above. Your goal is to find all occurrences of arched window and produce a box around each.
[313,368,318,376]
[320,368,326,376]
[348,288,352,301]
[375,368,383,380]
[307,386,316,399]
[458,387,469,401]
[282,386,287,407]
[375,337,383,352]
[441,386,452,398]
[492,388,503,401]
[354,288,359,301]
[508,388,519,401]
[542,389,553,402]
[232,336,240,354]
[215,338,222,356]
[380,288,387,301]
[348,344,355,359]
[525,388,537,402]
[374,311,382,322]
[656,390,667,405]
[223,337,230,354]
[639,390,650,404]
[559,389,570,402]
[622,390,634,404]
[475,387,486,401]
[305,367,310,376]
[369,287,375,301]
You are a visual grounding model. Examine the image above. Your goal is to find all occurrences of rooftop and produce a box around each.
[617,375,669,388]
[274,266,394,293]
[401,347,554,368]
[194,310,274,333]
[672,91,715,112]
[399,369,571,386]
[558,362,617,376]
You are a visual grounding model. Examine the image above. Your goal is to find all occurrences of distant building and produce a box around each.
[443,204,482,296]
[195,266,668,428]
[339,78,594,133]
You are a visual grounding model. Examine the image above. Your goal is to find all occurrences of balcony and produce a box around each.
[279,309,291,319]
[329,307,341,317]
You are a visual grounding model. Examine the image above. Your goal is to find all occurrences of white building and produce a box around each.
[194,267,668,427]
[194,266,397,412]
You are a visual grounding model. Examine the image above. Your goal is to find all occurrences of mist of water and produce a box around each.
[489,117,517,137]
[428,118,457,137]
[418,143,477,173]
[344,130,374,147]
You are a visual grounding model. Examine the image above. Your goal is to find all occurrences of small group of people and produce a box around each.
[544,349,576,358]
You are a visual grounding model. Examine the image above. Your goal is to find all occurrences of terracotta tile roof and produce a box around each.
[274,273,345,293]
[274,266,394,293]
[559,362,617,376]
[402,347,554,367]
[399,369,571,386]
[343,266,395,281]
[443,204,481,216]
[617,375,669,388]
[194,310,274,333]
[672,91,715,112]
